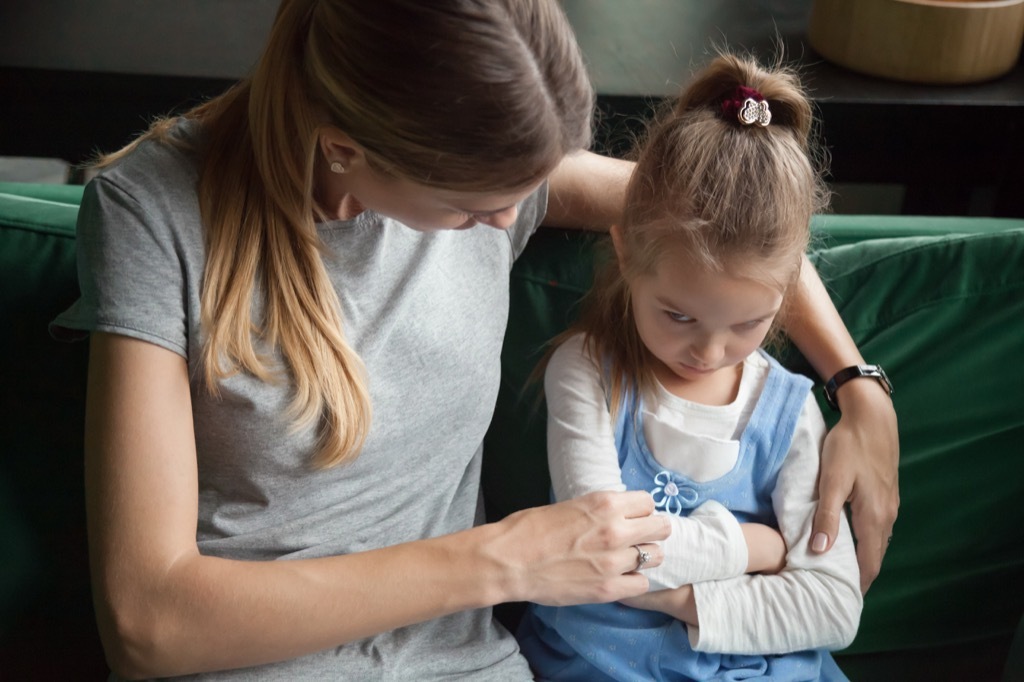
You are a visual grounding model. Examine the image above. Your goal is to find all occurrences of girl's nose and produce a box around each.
[690,337,725,367]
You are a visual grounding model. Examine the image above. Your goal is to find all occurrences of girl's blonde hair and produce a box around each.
[98,0,595,467]
[571,52,829,414]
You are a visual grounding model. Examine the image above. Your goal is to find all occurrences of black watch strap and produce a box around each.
[824,365,893,411]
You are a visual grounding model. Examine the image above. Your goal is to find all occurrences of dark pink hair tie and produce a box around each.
[720,86,771,127]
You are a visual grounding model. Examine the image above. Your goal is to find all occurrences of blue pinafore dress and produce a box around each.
[517,352,848,681]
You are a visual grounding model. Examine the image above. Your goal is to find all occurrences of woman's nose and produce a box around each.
[475,205,518,230]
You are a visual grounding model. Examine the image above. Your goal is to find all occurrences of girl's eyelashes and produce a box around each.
[737,318,769,332]
[664,311,770,329]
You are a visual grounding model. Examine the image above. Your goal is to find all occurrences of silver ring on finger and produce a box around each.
[633,544,651,571]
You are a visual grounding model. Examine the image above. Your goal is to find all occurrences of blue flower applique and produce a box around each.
[650,470,699,515]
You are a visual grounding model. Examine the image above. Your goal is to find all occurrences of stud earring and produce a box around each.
[330,162,346,174]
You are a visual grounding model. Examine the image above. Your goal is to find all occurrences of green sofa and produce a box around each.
[2,181,1023,681]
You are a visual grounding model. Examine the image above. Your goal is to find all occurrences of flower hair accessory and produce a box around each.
[721,86,771,127]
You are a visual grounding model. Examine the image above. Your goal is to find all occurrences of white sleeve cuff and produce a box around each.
[646,500,748,591]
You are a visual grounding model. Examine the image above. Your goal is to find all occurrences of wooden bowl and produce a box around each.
[808,0,1024,84]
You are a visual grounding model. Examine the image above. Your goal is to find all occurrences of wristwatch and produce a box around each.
[824,365,893,411]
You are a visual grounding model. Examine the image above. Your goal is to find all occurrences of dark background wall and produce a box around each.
[0,1,277,78]
[1,0,1021,216]
[0,1,808,79]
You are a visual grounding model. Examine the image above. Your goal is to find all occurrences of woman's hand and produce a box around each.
[783,255,900,594]
[489,490,670,606]
[811,379,899,593]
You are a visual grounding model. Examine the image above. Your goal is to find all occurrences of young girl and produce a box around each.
[518,53,863,681]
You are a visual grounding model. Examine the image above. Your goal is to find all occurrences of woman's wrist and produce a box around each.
[830,371,896,416]
[825,365,894,412]
[463,519,523,606]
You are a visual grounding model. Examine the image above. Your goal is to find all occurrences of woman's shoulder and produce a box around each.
[73,119,209,287]
[90,118,203,212]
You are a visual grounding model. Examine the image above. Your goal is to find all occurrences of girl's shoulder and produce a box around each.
[547,332,597,380]
[551,331,588,358]
[748,349,813,389]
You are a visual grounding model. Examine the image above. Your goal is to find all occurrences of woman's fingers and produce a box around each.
[582,490,671,545]
[626,542,663,574]
[812,376,899,594]
[574,491,670,556]
[620,489,657,518]
[495,490,669,605]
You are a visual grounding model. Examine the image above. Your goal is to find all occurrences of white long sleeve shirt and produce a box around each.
[545,334,862,654]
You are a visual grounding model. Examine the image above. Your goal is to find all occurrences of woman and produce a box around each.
[52,0,897,679]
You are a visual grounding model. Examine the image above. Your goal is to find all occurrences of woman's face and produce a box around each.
[323,159,541,232]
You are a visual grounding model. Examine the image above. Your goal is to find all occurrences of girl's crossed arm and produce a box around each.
[545,335,783,586]
[547,336,861,654]
[624,395,863,655]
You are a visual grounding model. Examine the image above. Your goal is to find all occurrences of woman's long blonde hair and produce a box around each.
[571,52,829,415]
[98,0,594,467]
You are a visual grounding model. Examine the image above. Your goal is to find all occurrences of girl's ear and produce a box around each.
[318,126,367,173]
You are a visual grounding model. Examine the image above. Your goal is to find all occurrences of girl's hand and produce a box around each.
[740,523,787,574]
[489,490,670,606]
[620,584,697,626]
[811,379,899,593]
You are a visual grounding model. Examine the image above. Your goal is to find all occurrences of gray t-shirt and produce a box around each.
[53,123,542,680]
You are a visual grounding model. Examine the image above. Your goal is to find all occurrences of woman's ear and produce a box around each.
[318,126,366,173]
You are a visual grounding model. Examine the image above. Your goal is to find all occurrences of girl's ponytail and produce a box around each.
[675,53,815,147]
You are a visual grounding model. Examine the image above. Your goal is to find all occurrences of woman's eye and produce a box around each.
[666,311,694,323]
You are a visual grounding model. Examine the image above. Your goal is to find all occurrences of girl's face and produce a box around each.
[627,244,787,394]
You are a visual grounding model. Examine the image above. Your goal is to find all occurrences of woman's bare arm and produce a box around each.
[543,151,633,230]
[785,257,900,593]
[85,332,670,679]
